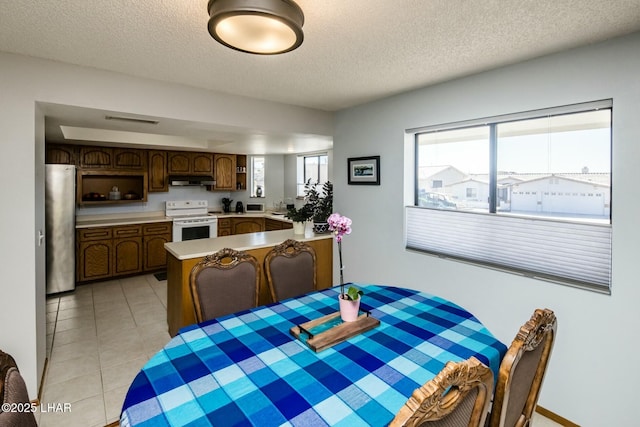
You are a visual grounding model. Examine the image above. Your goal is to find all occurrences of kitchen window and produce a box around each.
[407,99,613,293]
[298,154,328,196]
[251,156,265,197]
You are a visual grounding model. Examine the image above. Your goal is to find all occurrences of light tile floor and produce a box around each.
[39,274,170,427]
[38,273,564,427]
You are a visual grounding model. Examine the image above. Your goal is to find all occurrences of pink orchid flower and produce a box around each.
[327,213,352,242]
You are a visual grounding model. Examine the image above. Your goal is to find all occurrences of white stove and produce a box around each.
[166,200,218,242]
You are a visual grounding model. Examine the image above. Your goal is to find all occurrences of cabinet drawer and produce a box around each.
[143,222,172,235]
[218,218,232,228]
[78,227,113,241]
[218,228,232,236]
[113,225,142,238]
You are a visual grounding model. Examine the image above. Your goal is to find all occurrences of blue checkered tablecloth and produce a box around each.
[121,285,507,427]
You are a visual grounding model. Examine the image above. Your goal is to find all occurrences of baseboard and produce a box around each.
[36,356,49,403]
[104,422,119,427]
[536,405,580,427]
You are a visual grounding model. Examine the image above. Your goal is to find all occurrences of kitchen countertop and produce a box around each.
[213,211,292,222]
[165,229,332,260]
[75,212,171,228]
[75,211,292,228]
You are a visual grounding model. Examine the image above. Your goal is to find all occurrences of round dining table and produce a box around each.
[120,284,507,427]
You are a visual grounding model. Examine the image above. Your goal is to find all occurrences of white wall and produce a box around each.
[0,52,333,398]
[333,32,640,426]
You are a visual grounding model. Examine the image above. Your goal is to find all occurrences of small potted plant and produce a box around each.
[327,212,364,321]
[339,285,364,322]
[286,203,313,234]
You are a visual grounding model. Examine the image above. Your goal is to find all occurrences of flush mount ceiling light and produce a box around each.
[207,0,304,55]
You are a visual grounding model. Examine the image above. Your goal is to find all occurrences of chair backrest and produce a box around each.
[0,350,37,427]
[264,239,317,302]
[189,248,260,323]
[488,308,557,427]
[390,356,494,427]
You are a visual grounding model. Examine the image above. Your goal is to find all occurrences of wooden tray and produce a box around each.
[290,311,380,352]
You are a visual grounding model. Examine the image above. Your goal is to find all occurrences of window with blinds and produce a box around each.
[407,100,612,293]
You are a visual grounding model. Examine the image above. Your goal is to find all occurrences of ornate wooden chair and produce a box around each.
[264,239,317,302]
[487,308,557,427]
[390,356,494,427]
[0,350,37,427]
[189,248,260,323]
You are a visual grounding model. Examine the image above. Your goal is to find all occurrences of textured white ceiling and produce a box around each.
[1,0,639,152]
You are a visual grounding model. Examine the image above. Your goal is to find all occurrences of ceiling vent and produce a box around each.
[105,115,159,125]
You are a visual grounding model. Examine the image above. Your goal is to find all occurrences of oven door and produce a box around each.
[172,219,218,242]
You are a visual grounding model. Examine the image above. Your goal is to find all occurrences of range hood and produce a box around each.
[169,176,216,186]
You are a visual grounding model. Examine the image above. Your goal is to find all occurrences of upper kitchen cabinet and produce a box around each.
[79,146,113,168]
[47,144,147,170]
[113,148,147,170]
[168,151,214,176]
[213,154,236,191]
[148,150,168,192]
[77,169,148,205]
[45,143,77,165]
[235,155,247,191]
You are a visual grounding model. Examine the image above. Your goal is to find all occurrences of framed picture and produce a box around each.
[348,156,380,185]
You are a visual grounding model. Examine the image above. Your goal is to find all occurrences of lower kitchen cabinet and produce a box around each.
[232,217,264,235]
[218,216,292,236]
[77,239,112,282]
[265,218,293,231]
[76,227,113,282]
[113,237,143,276]
[77,221,172,283]
[143,222,172,271]
[217,218,232,236]
[112,225,143,277]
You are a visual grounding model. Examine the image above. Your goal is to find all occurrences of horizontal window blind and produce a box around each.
[406,99,612,134]
[406,207,612,293]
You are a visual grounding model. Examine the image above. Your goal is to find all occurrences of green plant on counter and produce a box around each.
[286,203,313,222]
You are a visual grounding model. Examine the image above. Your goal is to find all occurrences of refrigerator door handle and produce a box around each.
[38,230,45,246]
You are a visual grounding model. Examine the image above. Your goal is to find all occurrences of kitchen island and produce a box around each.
[165,229,334,336]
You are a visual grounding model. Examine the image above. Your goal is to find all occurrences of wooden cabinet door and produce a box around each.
[214,154,236,190]
[217,218,232,236]
[142,222,171,271]
[77,239,112,282]
[168,152,191,174]
[113,148,147,170]
[192,153,214,175]
[232,218,264,235]
[46,144,77,165]
[144,234,170,271]
[80,146,113,168]
[265,218,283,231]
[113,225,142,276]
[218,228,232,236]
[113,237,143,276]
[148,150,168,192]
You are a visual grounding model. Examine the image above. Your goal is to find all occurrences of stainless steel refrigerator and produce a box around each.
[46,164,76,294]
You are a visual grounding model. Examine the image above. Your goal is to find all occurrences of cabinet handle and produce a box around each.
[85,231,110,238]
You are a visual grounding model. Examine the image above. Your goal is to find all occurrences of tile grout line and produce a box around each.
[94,281,111,427]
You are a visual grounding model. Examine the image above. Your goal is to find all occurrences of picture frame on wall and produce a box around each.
[348,156,380,185]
